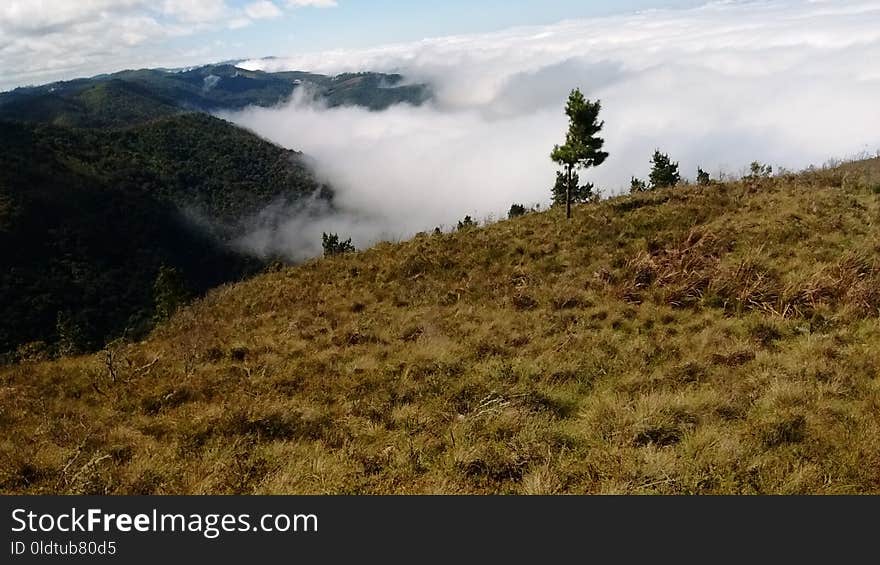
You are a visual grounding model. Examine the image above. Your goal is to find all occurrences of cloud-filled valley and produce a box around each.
[224,0,880,259]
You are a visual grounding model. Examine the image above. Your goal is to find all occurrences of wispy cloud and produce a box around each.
[286,0,338,7]
[227,0,880,259]
[0,0,336,89]
[244,1,284,20]
[161,0,231,23]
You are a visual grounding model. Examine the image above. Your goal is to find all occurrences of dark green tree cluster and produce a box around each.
[697,167,712,186]
[322,233,356,257]
[629,151,687,194]
[631,177,649,193]
[551,89,608,219]
[457,216,478,230]
[649,150,681,189]
[508,204,528,219]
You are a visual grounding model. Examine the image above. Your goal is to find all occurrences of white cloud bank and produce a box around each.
[226,0,880,259]
[0,0,330,89]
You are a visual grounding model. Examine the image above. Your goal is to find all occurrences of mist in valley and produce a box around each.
[223,0,880,260]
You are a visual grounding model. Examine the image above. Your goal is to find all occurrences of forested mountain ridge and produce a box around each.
[0,80,181,129]
[0,64,431,128]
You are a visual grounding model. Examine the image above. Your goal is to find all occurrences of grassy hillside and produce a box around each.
[3,159,880,494]
[0,114,326,357]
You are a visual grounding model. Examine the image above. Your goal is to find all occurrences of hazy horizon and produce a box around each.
[2,0,879,259]
[1,0,709,91]
[219,0,880,258]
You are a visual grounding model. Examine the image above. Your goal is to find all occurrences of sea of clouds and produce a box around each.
[224,0,880,260]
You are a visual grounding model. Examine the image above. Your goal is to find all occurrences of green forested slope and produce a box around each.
[0,114,327,356]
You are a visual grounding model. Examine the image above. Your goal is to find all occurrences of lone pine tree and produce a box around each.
[650,150,681,189]
[551,89,608,219]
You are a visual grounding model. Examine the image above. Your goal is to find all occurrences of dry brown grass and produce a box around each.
[3,158,880,494]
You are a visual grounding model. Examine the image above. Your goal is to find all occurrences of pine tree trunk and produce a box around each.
[566,165,573,220]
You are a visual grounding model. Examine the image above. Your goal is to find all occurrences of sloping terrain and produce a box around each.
[86,113,330,229]
[0,65,430,128]
[2,159,880,494]
[0,114,327,356]
[0,80,181,129]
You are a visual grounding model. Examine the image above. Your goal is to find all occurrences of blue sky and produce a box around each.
[0,0,711,89]
[215,0,709,57]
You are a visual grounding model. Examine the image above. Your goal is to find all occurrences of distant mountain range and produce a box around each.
[0,64,431,128]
